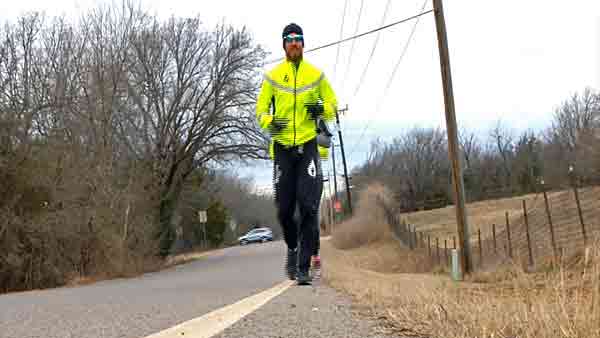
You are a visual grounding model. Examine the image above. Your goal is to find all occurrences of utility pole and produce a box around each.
[335,105,353,214]
[329,174,334,227]
[432,0,472,274]
[331,141,339,202]
[325,172,334,231]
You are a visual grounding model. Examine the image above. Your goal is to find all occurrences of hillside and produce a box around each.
[399,186,600,265]
[325,183,600,338]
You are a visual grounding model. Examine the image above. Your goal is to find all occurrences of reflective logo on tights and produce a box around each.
[308,159,316,178]
[274,164,282,184]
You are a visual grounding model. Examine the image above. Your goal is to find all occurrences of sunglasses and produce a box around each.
[283,34,304,43]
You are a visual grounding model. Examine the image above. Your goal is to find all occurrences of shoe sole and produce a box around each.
[296,274,312,285]
[285,254,297,281]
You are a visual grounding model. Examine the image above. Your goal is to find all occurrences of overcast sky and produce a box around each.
[2,0,599,193]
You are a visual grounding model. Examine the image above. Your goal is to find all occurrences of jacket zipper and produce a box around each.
[292,63,298,146]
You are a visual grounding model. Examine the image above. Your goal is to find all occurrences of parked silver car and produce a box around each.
[238,227,273,245]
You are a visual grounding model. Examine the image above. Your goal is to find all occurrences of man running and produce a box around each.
[256,23,337,285]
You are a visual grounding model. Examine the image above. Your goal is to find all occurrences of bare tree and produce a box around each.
[490,120,515,188]
[1,2,270,291]
[513,130,542,193]
[125,16,267,254]
[0,13,46,159]
[458,128,485,199]
[544,88,600,182]
[548,88,600,153]
[458,128,481,170]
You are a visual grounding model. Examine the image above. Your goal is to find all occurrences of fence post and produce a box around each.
[412,227,417,248]
[453,236,456,250]
[414,230,418,248]
[492,223,497,254]
[413,226,417,249]
[436,237,440,265]
[505,211,513,259]
[522,200,534,267]
[444,239,448,266]
[414,228,419,248]
[415,227,420,249]
[541,181,557,260]
[572,181,587,245]
[478,228,483,268]
[428,235,432,259]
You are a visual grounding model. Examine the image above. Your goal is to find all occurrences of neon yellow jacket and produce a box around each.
[256,59,337,148]
[318,145,329,159]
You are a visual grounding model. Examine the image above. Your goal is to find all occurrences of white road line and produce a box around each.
[143,280,294,338]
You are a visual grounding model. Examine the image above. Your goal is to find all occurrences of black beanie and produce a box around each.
[282,23,304,48]
[282,23,303,38]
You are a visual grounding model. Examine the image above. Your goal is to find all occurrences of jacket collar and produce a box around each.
[285,58,303,70]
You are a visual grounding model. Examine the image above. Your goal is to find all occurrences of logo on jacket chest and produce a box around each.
[283,74,289,83]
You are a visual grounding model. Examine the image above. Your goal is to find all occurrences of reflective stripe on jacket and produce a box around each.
[256,59,337,148]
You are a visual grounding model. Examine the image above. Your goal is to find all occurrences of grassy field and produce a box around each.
[402,192,539,240]
[324,184,600,337]
[399,186,600,264]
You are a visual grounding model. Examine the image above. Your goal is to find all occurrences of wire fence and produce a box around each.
[382,181,600,271]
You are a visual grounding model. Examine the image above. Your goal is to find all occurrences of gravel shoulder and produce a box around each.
[213,280,395,338]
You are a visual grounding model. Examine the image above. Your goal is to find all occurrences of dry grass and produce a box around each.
[61,248,216,289]
[330,183,394,250]
[62,256,165,288]
[163,248,223,267]
[401,186,600,257]
[322,241,444,337]
[402,191,542,241]
[324,184,600,337]
[325,240,600,338]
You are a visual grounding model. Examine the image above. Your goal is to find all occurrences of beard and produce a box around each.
[285,46,303,63]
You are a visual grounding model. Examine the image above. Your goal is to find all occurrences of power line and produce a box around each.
[350,0,392,98]
[340,0,365,92]
[348,0,431,159]
[348,1,429,158]
[263,9,434,65]
[338,0,365,140]
[308,9,433,56]
[339,0,390,141]
[333,0,349,82]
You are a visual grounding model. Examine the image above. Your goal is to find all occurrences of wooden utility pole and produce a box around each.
[331,141,339,203]
[325,172,335,229]
[432,0,472,274]
[336,105,353,214]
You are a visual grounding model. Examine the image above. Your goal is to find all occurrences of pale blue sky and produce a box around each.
[2,0,599,194]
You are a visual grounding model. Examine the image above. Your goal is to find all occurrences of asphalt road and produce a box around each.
[213,280,392,338]
[0,241,390,338]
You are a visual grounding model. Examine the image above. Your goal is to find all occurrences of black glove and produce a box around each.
[317,119,333,137]
[305,102,324,119]
[269,117,288,134]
